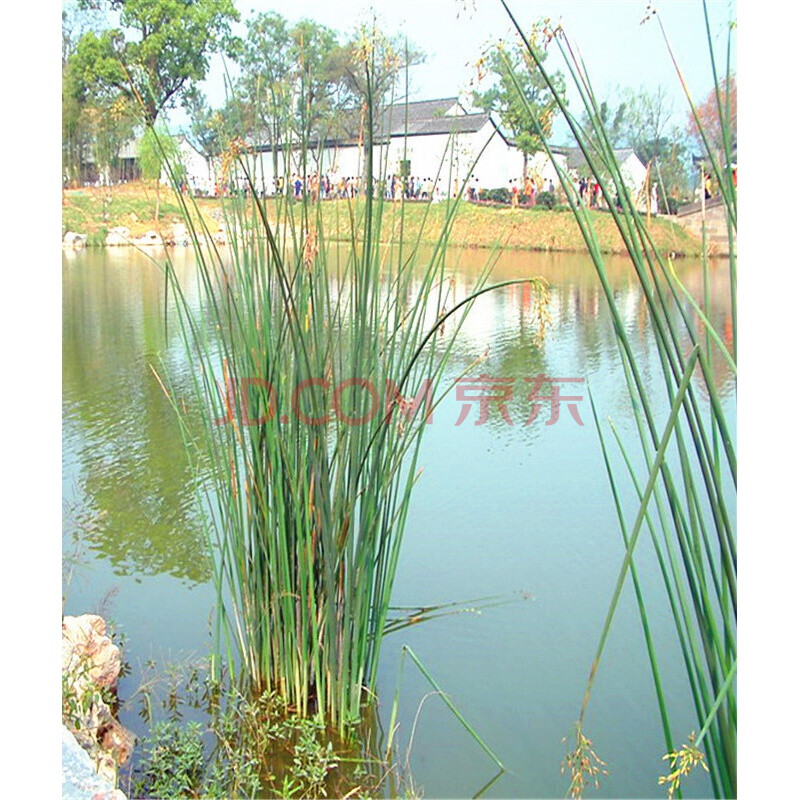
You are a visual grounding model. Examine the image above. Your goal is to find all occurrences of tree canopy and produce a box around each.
[234,13,352,148]
[226,12,422,153]
[62,3,139,184]
[472,32,565,176]
[572,85,692,212]
[686,74,737,162]
[70,0,239,125]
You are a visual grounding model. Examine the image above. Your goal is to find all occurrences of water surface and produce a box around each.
[62,244,734,798]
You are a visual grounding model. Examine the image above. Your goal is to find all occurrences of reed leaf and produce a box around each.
[501,2,736,795]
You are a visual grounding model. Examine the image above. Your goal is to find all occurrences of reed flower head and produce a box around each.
[562,725,608,799]
[220,137,253,182]
[658,732,708,800]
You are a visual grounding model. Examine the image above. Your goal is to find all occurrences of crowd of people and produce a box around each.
[506,176,557,207]
[196,172,491,203]
[188,170,620,209]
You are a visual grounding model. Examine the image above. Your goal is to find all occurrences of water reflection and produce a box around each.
[63,248,211,584]
[62,244,734,798]
[63,247,733,583]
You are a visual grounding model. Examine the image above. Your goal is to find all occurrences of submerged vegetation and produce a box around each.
[129,660,390,799]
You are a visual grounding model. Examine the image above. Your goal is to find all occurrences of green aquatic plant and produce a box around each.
[130,659,393,799]
[154,27,538,738]
[135,720,207,799]
[500,1,736,796]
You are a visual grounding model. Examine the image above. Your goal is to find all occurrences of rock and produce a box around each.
[62,726,127,800]
[214,226,227,245]
[101,718,136,766]
[134,230,163,246]
[95,751,118,786]
[63,231,87,248]
[105,227,131,246]
[62,616,134,798]
[172,222,189,246]
[62,614,121,689]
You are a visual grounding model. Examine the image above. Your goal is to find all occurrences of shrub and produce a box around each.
[536,190,556,209]
[481,187,511,204]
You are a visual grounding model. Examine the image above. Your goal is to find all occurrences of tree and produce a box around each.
[234,11,295,156]
[622,85,675,161]
[63,41,93,185]
[232,12,361,183]
[290,20,351,145]
[576,94,629,148]
[138,125,181,220]
[64,2,130,186]
[472,31,565,181]
[63,32,139,186]
[622,85,690,212]
[340,20,424,109]
[686,74,737,162]
[234,13,373,144]
[71,0,239,125]
[181,86,229,158]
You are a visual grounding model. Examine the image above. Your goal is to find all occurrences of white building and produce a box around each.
[148,97,648,203]
[242,97,524,197]
[171,135,216,194]
[529,146,650,208]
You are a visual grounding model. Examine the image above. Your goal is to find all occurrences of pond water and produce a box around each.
[62,244,734,798]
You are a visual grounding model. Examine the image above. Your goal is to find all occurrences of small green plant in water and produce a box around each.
[132,667,388,799]
[135,720,206,799]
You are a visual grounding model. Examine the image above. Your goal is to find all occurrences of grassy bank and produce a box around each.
[62,180,702,255]
[62,181,222,245]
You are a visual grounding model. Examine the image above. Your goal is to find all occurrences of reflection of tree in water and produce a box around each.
[62,250,212,585]
[61,248,733,584]
[476,282,554,437]
[429,255,735,441]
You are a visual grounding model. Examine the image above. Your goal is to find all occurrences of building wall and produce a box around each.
[470,125,523,190]
[196,122,648,205]
[160,137,216,194]
[527,151,565,192]
[376,122,524,196]
[182,141,214,193]
[619,153,649,209]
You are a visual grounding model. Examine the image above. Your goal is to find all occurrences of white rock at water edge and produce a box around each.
[136,230,162,245]
[105,226,131,246]
[62,613,121,689]
[63,231,87,248]
[172,222,189,246]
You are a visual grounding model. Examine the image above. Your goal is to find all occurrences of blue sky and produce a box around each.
[186,0,737,143]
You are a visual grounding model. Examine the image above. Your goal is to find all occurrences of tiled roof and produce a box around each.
[551,145,638,170]
[250,98,493,150]
[376,106,491,138]
[375,96,459,134]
